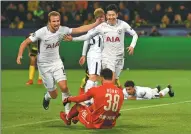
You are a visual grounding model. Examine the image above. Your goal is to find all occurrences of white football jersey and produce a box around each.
[73,19,137,59]
[123,86,153,100]
[82,29,104,59]
[29,26,72,64]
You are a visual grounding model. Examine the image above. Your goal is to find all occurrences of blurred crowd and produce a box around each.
[1,1,191,29]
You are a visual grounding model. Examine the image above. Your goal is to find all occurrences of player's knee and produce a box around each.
[159,93,164,98]
[30,57,36,65]
[60,85,68,92]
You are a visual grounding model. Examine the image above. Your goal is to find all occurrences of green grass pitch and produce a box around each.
[1,70,191,134]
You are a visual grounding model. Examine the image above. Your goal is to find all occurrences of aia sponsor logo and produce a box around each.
[46,41,60,49]
[106,37,120,42]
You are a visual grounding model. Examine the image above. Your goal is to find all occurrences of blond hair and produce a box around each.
[94,8,105,19]
[48,11,61,22]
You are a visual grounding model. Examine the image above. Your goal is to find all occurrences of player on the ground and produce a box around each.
[16,11,102,114]
[60,68,124,129]
[78,8,105,105]
[26,33,43,85]
[64,4,138,88]
[123,80,175,100]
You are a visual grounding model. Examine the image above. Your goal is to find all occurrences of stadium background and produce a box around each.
[1,1,191,70]
[1,1,191,134]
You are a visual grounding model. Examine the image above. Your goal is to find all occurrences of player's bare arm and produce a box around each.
[127,96,137,100]
[79,56,86,66]
[71,17,102,34]
[17,38,32,64]
[124,22,138,55]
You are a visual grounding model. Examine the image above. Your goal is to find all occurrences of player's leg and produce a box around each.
[102,58,116,84]
[115,59,124,89]
[53,66,71,114]
[41,71,58,110]
[84,58,101,105]
[159,85,174,97]
[26,56,36,85]
[60,103,93,128]
[37,71,43,85]
[79,67,89,95]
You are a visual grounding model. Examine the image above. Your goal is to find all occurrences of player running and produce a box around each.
[60,68,124,129]
[16,11,103,114]
[64,4,138,88]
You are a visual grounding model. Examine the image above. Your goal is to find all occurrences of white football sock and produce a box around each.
[44,92,51,101]
[84,80,95,92]
[62,92,70,114]
[84,80,95,105]
[159,87,169,97]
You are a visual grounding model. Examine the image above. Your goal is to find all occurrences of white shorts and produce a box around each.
[87,57,101,75]
[151,89,160,99]
[38,61,67,91]
[102,58,124,79]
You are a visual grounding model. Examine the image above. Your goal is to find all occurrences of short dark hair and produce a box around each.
[124,80,135,87]
[100,68,113,80]
[106,4,118,13]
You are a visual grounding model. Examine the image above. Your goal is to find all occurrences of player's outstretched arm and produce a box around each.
[71,18,102,34]
[17,38,32,64]
[64,30,99,41]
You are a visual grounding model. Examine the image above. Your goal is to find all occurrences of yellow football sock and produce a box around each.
[38,72,42,80]
[115,79,121,88]
[29,65,35,80]
[80,77,86,88]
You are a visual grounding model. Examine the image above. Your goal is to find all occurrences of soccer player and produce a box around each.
[16,11,102,114]
[26,33,42,85]
[60,68,124,129]
[123,80,175,100]
[78,8,105,105]
[64,4,138,88]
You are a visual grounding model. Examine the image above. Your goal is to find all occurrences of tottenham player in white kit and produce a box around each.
[78,8,105,105]
[64,4,138,87]
[123,80,174,100]
[16,11,102,114]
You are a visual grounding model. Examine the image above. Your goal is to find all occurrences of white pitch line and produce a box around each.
[120,100,191,111]
[2,100,191,129]
[2,119,60,129]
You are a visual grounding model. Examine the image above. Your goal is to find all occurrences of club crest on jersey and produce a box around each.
[32,33,36,37]
[117,29,122,35]
[106,36,120,42]
[46,41,60,49]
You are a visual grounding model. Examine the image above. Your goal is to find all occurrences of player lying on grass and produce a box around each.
[60,68,124,129]
[123,80,174,100]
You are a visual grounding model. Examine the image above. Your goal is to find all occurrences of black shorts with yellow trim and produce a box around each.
[30,49,38,56]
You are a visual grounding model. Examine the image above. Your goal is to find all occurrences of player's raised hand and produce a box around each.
[127,46,134,55]
[63,97,70,106]
[16,56,22,64]
[63,34,73,41]
[79,56,86,66]
[95,16,104,24]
